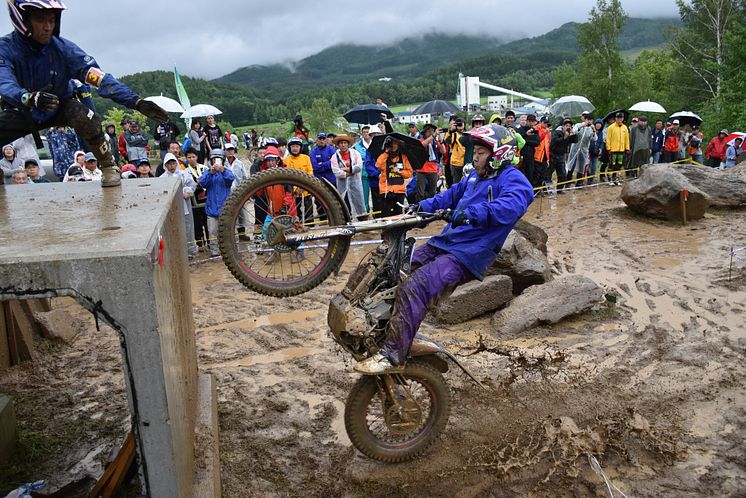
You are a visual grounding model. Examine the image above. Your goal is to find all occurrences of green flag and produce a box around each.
[174,66,191,128]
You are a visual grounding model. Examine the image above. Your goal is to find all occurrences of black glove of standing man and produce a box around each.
[134,98,168,123]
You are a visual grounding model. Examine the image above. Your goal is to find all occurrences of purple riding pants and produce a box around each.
[382,243,474,365]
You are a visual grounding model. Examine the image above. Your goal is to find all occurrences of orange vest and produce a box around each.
[534,126,550,163]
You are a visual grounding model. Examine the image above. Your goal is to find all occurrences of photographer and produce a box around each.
[375,135,413,217]
[289,114,310,154]
[199,149,235,258]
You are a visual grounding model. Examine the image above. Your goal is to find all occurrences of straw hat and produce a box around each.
[333,134,354,146]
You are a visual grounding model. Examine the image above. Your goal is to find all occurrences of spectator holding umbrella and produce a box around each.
[725,138,742,168]
[662,120,682,163]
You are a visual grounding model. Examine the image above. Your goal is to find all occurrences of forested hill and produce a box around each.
[92,17,678,127]
[215,18,678,96]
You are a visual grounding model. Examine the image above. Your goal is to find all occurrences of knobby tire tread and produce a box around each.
[344,360,451,463]
[218,168,350,297]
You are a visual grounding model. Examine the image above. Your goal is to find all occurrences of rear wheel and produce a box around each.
[218,168,350,297]
[344,360,451,462]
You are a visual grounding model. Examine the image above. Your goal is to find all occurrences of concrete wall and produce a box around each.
[0,180,202,497]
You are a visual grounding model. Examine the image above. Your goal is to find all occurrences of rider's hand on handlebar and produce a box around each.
[441,209,469,227]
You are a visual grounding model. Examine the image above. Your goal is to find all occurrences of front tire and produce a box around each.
[218,168,350,297]
[344,360,451,462]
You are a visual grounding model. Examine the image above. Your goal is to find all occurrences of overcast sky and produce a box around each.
[0,0,680,80]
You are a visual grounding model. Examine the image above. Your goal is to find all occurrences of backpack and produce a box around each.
[182,135,192,154]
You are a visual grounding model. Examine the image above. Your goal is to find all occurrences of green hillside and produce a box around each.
[217,33,505,97]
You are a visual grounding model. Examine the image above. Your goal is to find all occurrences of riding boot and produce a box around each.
[95,141,121,187]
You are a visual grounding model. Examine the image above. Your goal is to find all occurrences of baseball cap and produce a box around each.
[672,119,680,125]
[225,143,236,150]
[138,158,151,166]
[454,117,465,124]
[24,158,39,167]
[639,115,649,122]
[84,152,96,162]
[539,116,549,123]
[615,112,624,118]
[317,132,327,139]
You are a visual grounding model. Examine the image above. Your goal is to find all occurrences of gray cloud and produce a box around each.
[0,0,680,79]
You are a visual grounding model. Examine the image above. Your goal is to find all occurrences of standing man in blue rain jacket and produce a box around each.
[0,0,168,187]
[310,132,336,185]
[356,124,534,374]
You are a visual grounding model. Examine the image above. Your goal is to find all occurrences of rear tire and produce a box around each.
[344,360,451,462]
[218,168,350,297]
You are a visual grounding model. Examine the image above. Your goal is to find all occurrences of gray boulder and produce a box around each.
[486,231,552,292]
[514,219,548,255]
[672,163,746,208]
[436,275,512,324]
[621,165,709,220]
[491,275,603,337]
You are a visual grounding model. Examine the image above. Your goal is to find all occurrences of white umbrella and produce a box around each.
[144,95,184,113]
[547,95,594,116]
[629,100,666,114]
[180,104,222,119]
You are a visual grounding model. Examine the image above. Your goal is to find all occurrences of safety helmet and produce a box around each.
[121,163,137,173]
[8,0,66,39]
[264,146,281,160]
[471,114,485,123]
[464,124,517,169]
[261,137,278,147]
[287,137,303,148]
[209,149,225,160]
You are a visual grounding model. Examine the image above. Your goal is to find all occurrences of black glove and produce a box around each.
[22,90,59,112]
[443,209,469,227]
[134,98,168,123]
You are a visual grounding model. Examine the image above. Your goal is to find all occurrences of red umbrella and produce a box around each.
[725,132,745,147]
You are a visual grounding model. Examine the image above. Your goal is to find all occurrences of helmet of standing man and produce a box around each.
[464,124,517,169]
[8,0,66,38]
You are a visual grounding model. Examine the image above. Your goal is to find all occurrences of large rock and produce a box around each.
[486,231,552,292]
[435,275,513,324]
[621,165,709,220]
[490,275,603,337]
[672,163,746,208]
[514,219,548,255]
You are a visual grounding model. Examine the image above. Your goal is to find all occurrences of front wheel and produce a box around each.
[218,168,351,297]
[344,360,451,462]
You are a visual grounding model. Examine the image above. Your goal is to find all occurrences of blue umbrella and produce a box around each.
[343,104,394,125]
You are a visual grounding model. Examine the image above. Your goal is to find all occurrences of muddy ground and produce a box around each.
[1,185,745,497]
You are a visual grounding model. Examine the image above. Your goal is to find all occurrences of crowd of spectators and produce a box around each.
[2,105,743,261]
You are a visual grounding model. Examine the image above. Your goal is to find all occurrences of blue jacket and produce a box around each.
[651,128,664,153]
[199,168,235,218]
[310,144,336,184]
[418,166,534,279]
[0,32,139,123]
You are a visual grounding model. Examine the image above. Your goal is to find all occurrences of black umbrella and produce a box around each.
[603,109,630,123]
[369,132,429,171]
[343,104,394,125]
[669,111,703,127]
[412,99,460,115]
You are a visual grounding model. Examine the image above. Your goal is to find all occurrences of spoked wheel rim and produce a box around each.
[218,168,350,297]
[362,376,437,450]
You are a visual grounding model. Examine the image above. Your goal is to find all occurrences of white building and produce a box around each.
[396,113,432,125]
[487,95,509,112]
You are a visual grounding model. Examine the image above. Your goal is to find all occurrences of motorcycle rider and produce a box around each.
[355,124,535,374]
[0,0,168,187]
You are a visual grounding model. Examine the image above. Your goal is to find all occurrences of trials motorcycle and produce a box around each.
[217,168,484,462]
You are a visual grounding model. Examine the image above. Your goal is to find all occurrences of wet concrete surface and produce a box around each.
[0,179,177,263]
